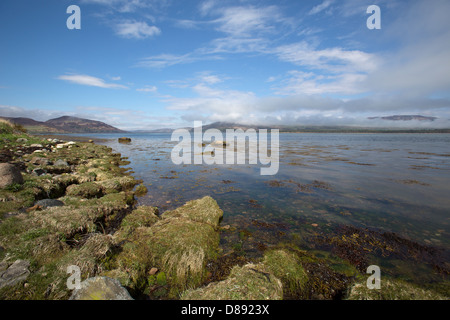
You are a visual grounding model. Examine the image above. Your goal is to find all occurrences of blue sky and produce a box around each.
[1,0,450,130]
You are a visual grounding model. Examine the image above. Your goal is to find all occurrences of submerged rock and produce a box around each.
[69,276,133,300]
[0,163,24,188]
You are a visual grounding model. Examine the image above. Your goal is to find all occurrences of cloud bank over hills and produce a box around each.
[1,0,449,130]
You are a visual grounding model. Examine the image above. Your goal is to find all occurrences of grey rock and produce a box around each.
[31,157,52,166]
[16,138,28,143]
[30,144,43,148]
[0,163,24,188]
[35,199,64,209]
[0,260,30,289]
[54,159,69,167]
[69,276,133,300]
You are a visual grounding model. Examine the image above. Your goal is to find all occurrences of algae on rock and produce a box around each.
[347,277,448,300]
[106,196,223,298]
[181,263,283,300]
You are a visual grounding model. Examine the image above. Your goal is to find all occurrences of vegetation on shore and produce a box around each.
[0,120,448,300]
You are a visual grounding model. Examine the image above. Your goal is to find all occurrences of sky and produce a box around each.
[1,0,450,130]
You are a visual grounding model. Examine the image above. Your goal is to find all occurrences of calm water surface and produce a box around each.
[67,132,450,283]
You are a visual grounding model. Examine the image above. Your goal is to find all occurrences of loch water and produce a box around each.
[67,132,450,286]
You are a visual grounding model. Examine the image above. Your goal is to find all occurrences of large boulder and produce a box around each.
[0,163,24,189]
[69,276,133,300]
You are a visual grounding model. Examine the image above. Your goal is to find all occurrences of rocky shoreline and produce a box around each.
[0,124,448,300]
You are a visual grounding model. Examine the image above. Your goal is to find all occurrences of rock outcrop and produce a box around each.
[0,260,30,289]
[0,163,24,188]
[69,276,133,300]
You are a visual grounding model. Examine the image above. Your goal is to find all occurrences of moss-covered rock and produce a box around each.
[263,249,308,297]
[107,196,223,298]
[66,182,105,199]
[181,263,283,300]
[69,276,133,300]
[115,206,160,241]
[95,176,138,194]
[163,196,223,227]
[347,277,448,300]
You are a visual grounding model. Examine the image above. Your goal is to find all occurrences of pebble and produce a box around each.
[149,268,158,275]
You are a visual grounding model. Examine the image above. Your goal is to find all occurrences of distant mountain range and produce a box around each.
[1,115,448,134]
[140,119,450,134]
[0,116,124,133]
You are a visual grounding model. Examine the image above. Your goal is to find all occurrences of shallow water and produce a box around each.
[67,132,450,284]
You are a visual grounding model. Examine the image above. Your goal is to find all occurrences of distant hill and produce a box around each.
[0,116,124,133]
[0,117,64,133]
[45,116,124,133]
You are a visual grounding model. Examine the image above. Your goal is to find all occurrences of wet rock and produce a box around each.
[0,163,24,188]
[35,199,65,209]
[69,276,133,300]
[210,140,228,147]
[118,137,131,144]
[0,260,31,289]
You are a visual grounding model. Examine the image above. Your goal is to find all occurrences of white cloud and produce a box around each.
[137,85,158,93]
[214,6,282,37]
[308,0,334,15]
[137,53,223,68]
[80,0,165,13]
[115,21,161,39]
[274,41,378,74]
[57,74,128,89]
[274,71,367,96]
